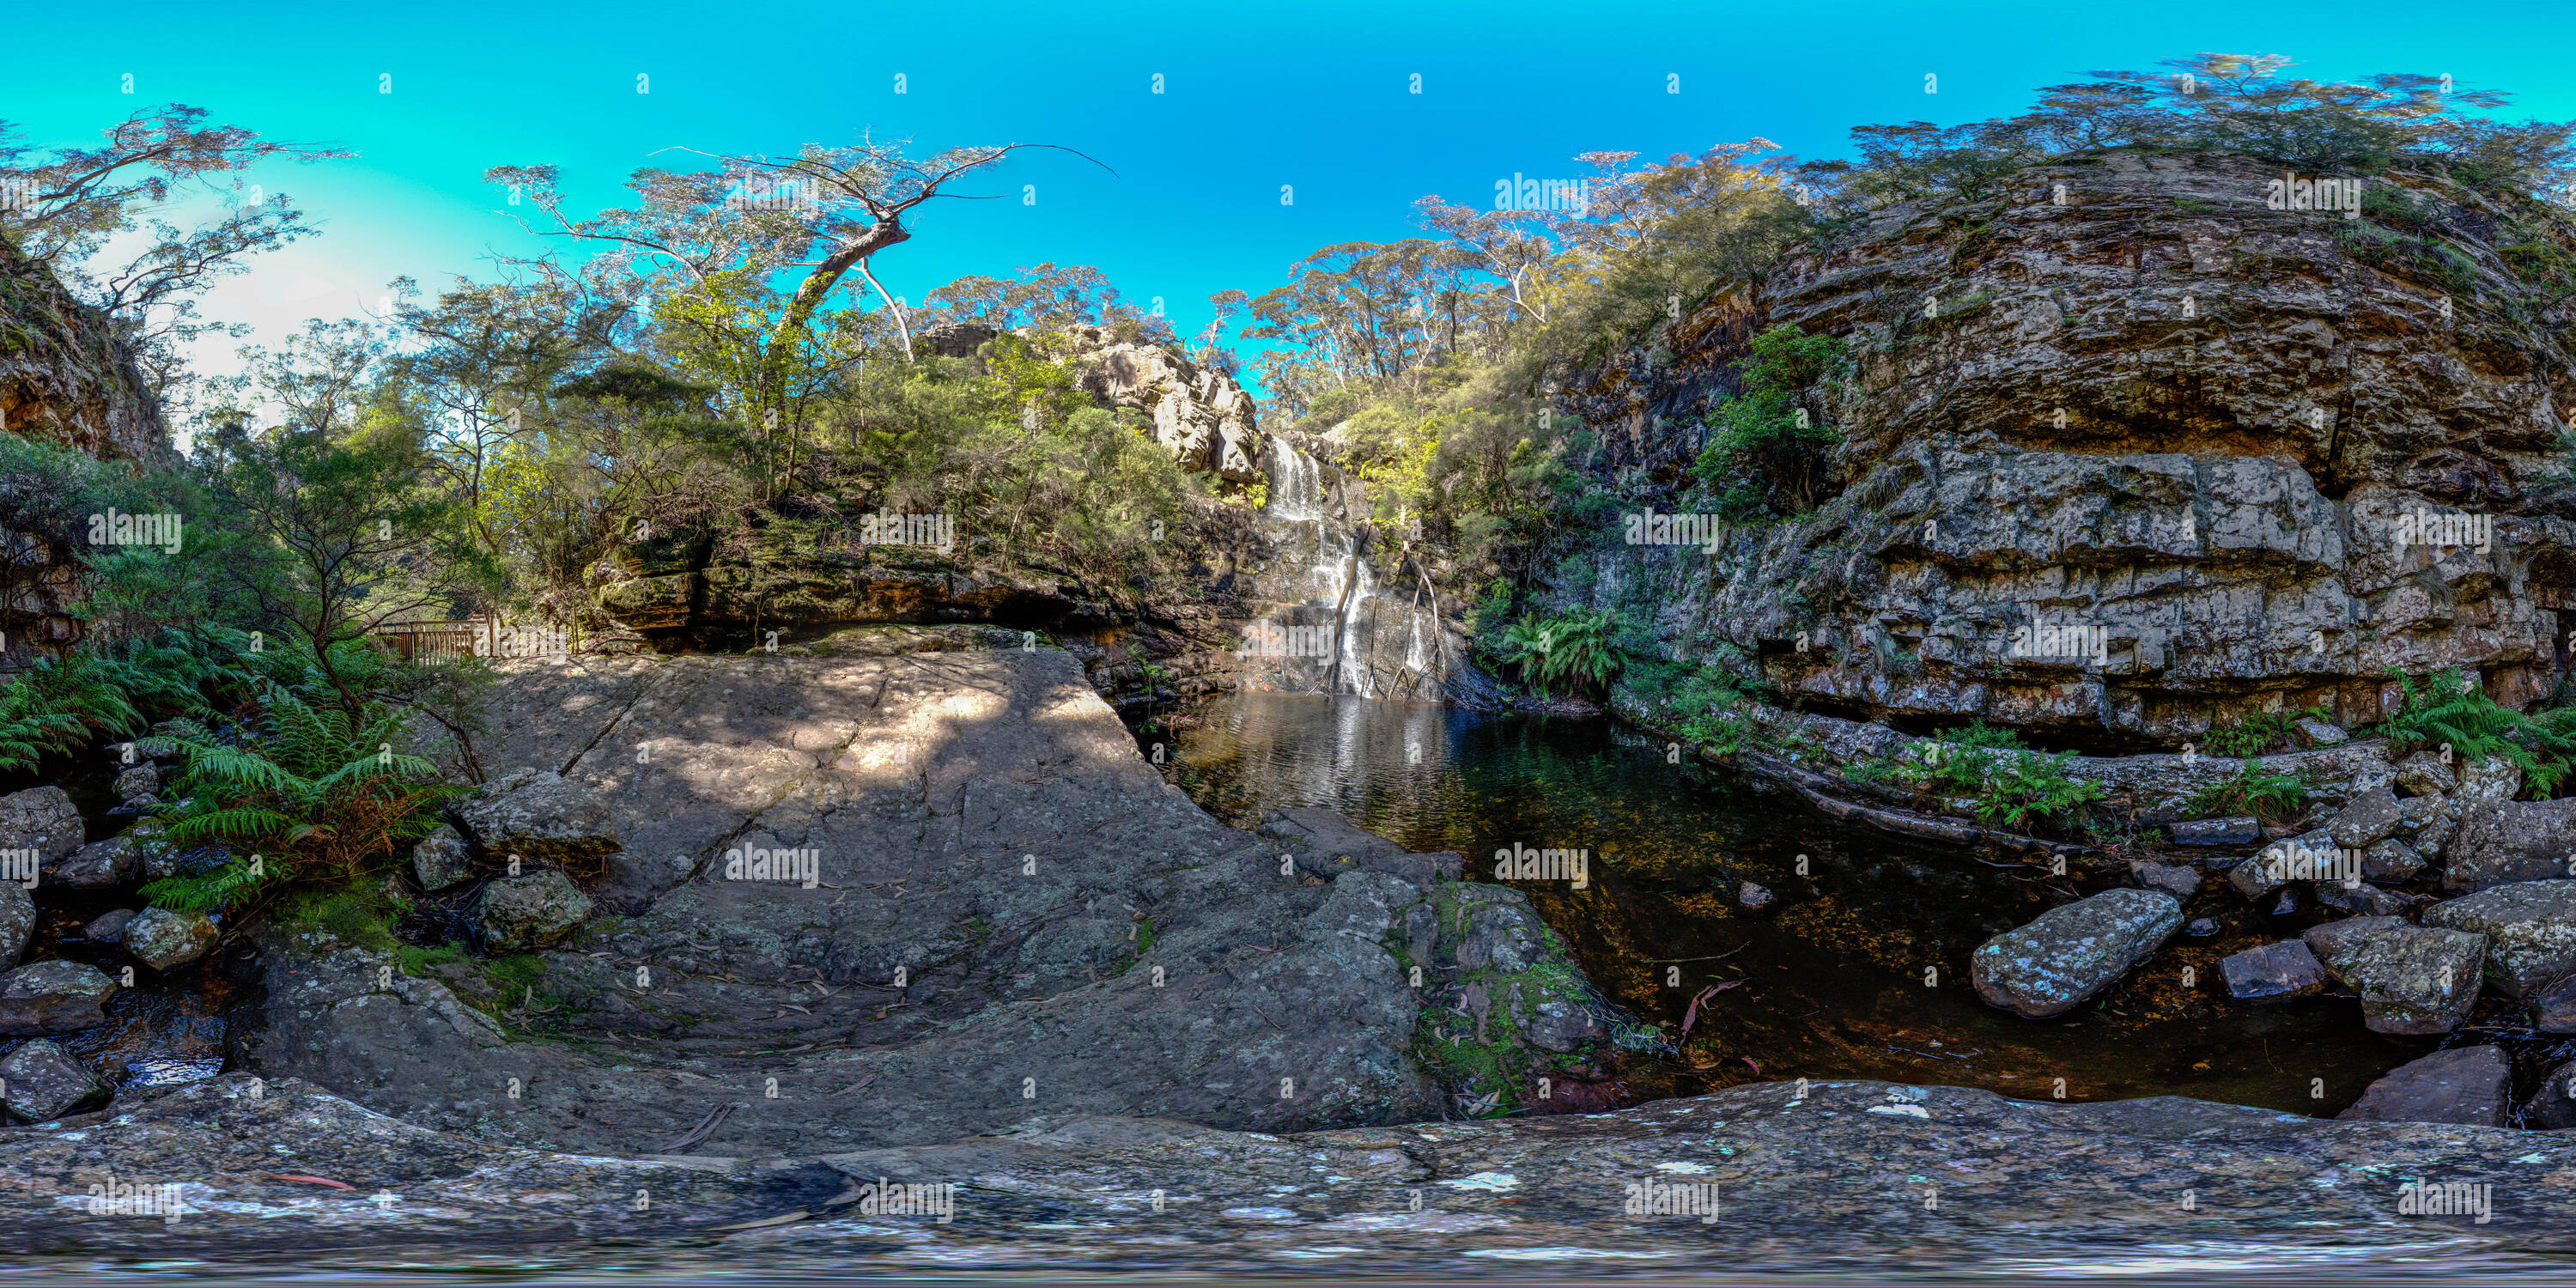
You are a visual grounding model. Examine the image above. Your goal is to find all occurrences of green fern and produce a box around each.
[2370,668,2574,796]
[136,678,459,913]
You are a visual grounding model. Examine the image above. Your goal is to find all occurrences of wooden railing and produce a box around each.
[370,617,570,662]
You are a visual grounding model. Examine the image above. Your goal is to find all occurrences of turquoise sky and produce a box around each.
[15,0,2576,399]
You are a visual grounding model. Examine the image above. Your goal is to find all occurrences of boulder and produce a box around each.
[1970,890,2183,1018]
[2336,1045,2510,1127]
[2221,940,2327,999]
[2228,846,2293,902]
[2324,927,2486,1035]
[449,769,622,875]
[0,787,82,871]
[0,1039,111,1121]
[2409,798,2460,861]
[2302,914,2407,965]
[2526,1060,2576,1130]
[2459,756,2524,802]
[2537,973,2576,1034]
[2167,817,2258,847]
[1739,881,1773,910]
[2393,752,2458,797]
[2421,880,2576,999]
[47,835,138,889]
[2295,718,2349,748]
[0,881,28,969]
[411,823,474,891]
[0,960,116,1003]
[1259,808,1465,888]
[2320,788,2405,849]
[2184,916,2221,938]
[0,993,106,1036]
[2130,860,2200,902]
[2315,880,2412,916]
[112,764,159,800]
[2440,799,2576,892]
[476,869,593,953]
[2362,837,2424,884]
[121,907,218,971]
[82,908,134,945]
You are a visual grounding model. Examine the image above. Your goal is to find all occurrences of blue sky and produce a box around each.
[14,0,2576,403]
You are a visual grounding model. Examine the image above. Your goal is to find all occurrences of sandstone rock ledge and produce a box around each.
[5,1074,2573,1273]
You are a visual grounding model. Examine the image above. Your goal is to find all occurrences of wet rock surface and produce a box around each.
[2323,926,2487,1035]
[1,959,116,1003]
[0,1037,111,1121]
[121,908,218,971]
[2337,1045,2511,1127]
[11,1075,2576,1273]
[2220,939,2325,999]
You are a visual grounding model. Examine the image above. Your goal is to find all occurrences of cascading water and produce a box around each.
[1250,432,1431,699]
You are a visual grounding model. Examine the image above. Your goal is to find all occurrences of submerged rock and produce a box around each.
[1970,889,2182,1019]
[2221,940,2326,999]
[474,869,592,953]
[2422,880,2576,999]
[0,959,116,1003]
[122,907,218,971]
[2337,1045,2510,1127]
[0,1039,110,1121]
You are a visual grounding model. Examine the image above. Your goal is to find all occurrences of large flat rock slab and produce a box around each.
[242,643,1588,1157]
[14,1075,2576,1273]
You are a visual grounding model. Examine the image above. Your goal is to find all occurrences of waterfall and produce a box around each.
[1264,434,1322,521]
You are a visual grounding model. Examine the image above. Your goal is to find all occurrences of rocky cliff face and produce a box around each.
[1571,151,2576,747]
[0,243,167,465]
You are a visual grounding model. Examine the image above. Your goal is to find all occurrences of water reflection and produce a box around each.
[1166,691,2425,1115]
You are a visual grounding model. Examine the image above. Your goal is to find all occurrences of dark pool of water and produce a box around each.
[1157,691,2488,1116]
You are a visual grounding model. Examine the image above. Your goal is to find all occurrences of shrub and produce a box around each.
[2202,706,2326,759]
[135,683,461,913]
[1495,609,1623,696]
[2370,667,2574,794]
[2189,761,2315,823]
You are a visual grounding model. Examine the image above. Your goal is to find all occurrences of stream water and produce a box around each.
[1157,690,2496,1116]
